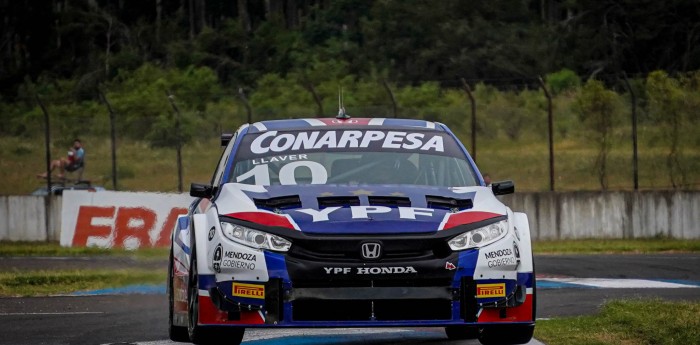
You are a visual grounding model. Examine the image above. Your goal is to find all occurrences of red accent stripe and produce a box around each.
[198,295,264,325]
[442,211,502,230]
[477,294,534,322]
[226,212,296,229]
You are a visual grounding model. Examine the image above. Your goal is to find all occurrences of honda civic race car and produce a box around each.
[168,116,535,345]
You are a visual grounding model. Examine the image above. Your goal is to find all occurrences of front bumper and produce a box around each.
[197,246,534,327]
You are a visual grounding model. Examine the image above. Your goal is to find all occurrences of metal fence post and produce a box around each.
[238,87,253,124]
[460,78,477,162]
[97,87,118,190]
[166,91,183,193]
[537,76,555,191]
[35,94,52,239]
[302,80,324,117]
[382,80,398,118]
[621,72,639,190]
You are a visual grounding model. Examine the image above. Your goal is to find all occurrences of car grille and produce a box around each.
[288,235,451,263]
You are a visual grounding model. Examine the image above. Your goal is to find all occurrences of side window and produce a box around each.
[211,132,238,187]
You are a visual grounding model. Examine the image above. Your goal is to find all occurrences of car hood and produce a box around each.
[215,183,507,234]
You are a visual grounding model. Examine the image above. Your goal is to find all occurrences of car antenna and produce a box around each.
[336,86,350,119]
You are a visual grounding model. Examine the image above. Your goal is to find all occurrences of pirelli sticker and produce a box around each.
[476,283,505,298]
[232,283,265,299]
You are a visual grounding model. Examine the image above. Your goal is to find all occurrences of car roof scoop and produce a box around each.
[253,195,302,211]
[426,195,473,211]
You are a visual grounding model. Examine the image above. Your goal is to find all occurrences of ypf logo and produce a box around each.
[361,242,382,260]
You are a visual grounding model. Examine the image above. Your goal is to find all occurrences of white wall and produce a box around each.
[0,191,698,242]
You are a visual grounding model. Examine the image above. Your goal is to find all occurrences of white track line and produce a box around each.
[541,278,699,288]
[0,312,104,316]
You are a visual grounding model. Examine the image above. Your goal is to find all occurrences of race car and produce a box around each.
[168,116,535,345]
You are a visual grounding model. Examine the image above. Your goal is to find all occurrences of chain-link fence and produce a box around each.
[3,72,698,195]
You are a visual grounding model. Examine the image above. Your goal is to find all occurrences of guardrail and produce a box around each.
[0,191,698,243]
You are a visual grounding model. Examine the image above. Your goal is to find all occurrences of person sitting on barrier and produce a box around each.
[37,139,85,180]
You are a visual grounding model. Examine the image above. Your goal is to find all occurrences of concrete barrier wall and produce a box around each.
[0,195,59,241]
[500,191,700,240]
[0,191,698,242]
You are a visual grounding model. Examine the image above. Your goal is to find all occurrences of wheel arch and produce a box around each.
[513,212,534,273]
[192,213,214,275]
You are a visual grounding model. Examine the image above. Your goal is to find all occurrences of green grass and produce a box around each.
[461,129,700,192]
[2,136,222,194]
[0,241,169,259]
[3,123,699,195]
[0,269,165,297]
[535,299,700,345]
[533,238,700,254]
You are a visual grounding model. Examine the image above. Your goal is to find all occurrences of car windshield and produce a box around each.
[229,128,478,187]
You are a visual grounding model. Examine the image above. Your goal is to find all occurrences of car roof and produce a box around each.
[246,118,444,134]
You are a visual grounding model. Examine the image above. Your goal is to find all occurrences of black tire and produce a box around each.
[478,324,534,345]
[532,255,537,322]
[187,243,245,345]
[169,248,190,342]
[445,325,479,340]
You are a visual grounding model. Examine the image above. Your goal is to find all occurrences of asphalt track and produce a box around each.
[1,254,698,345]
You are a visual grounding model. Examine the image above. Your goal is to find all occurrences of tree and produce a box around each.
[575,79,619,190]
[645,71,687,188]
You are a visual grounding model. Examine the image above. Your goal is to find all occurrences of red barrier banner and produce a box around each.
[61,190,194,248]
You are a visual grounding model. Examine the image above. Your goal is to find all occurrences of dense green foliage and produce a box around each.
[3,0,700,96]
[1,1,698,193]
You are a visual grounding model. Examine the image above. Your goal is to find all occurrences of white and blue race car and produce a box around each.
[168,116,535,345]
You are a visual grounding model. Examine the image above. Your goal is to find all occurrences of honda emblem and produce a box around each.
[361,242,382,260]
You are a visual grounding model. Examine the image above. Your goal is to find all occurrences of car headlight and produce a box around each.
[220,222,291,252]
[448,220,508,251]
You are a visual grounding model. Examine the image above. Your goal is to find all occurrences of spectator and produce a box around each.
[37,139,85,179]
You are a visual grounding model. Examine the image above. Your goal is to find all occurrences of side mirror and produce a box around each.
[190,183,214,198]
[492,180,515,195]
[221,133,234,147]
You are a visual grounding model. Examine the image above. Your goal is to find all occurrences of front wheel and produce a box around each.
[187,244,245,345]
[478,324,534,345]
